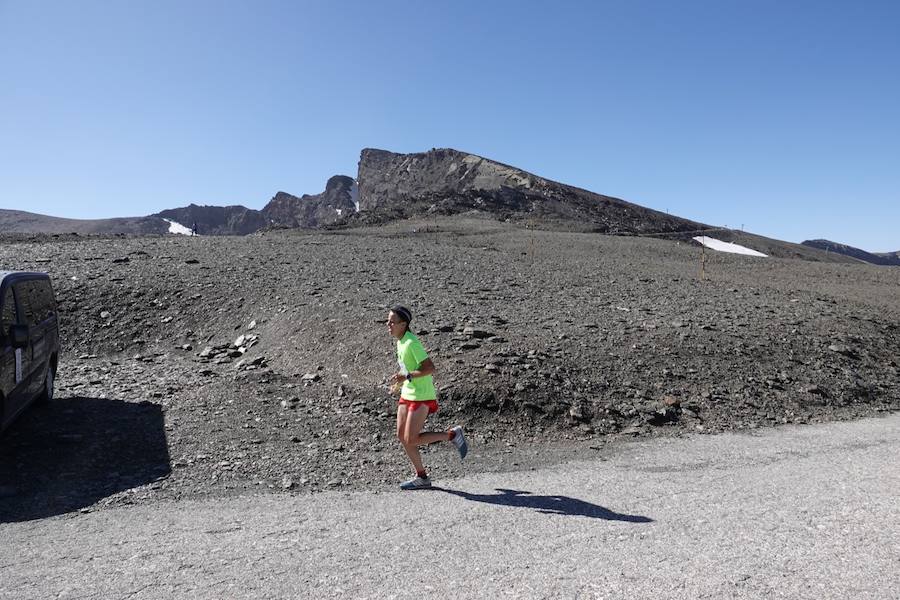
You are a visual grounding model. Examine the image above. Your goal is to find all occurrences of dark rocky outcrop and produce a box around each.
[354,148,709,234]
[873,250,900,265]
[154,204,269,236]
[155,175,358,235]
[801,239,900,266]
[261,175,357,229]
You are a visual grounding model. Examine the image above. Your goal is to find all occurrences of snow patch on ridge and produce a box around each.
[693,236,767,257]
[163,218,193,235]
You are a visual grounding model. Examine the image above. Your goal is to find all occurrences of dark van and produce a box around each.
[1,271,60,433]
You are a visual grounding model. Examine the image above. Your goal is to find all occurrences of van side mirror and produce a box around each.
[10,324,29,349]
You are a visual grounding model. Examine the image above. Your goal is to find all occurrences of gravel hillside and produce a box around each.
[1,216,898,521]
[0,209,168,235]
[802,238,900,266]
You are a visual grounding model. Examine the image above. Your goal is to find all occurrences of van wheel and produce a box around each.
[39,363,55,403]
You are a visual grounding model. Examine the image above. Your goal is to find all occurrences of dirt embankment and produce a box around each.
[1,217,898,520]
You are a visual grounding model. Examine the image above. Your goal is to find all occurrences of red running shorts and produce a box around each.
[398,398,439,414]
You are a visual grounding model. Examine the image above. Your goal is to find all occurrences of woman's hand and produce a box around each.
[391,372,407,384]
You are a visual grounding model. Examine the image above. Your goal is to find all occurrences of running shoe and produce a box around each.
[399,476,432,490]
[450,425,468,460]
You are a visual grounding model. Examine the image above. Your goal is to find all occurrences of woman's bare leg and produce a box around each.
[405,406,449,446]
[396,403,426,474]
[401,405,450,474]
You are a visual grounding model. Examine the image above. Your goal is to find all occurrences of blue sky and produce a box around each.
[1,1,898,251]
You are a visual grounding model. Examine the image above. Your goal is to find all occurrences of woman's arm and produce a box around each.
[410,357,434,378]
[392,357,435,383]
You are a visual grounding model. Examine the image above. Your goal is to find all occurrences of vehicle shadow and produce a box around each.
[433,487,654,522]
[0,396,170,523]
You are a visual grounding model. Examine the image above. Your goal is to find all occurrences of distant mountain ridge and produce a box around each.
[1,175,357,236]
[3,147,716,237]
[801,239,900,266]
[0,209,167,235]
[1,147,892,267]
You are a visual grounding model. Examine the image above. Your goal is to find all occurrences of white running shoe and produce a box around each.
[400,476,432,490]
[450,426,468,460]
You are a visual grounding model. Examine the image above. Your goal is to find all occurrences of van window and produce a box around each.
[1,287,15,336]
[5,279,55,329]
[31,279,56,323]
[14,283,37,325]
[13,281,38,325]
[11,279,54,325]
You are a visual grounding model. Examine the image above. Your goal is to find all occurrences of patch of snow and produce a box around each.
[693,236,767,257]
[350,181,360,212]
[336,209,343,217]
[163,218,193,235]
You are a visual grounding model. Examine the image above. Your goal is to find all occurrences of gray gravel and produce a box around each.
[1,219,898,519]
[3,413,898,600]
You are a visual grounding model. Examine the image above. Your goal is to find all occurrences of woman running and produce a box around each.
[387,305,467,490]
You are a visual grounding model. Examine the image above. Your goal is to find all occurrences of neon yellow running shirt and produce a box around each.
[396,330,436,400]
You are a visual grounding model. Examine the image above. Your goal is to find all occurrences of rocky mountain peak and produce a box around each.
[270,191,296,202]
[357,148,538,214]
[355,147,706,234]
[261,175,356,229]
[324,175,354,193]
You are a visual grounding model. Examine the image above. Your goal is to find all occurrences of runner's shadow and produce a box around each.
[434,487,653,522]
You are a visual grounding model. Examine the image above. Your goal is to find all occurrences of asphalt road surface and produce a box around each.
[3,414,898,600]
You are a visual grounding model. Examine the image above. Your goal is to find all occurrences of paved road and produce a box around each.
[3,415,899,599]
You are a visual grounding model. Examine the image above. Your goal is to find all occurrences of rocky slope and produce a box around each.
[876,250,900,263]
[0,209,168,235]
[801,239,900,266]
[260,175,357,229]
[1,216,897,519]
[352,148,709,234]
[344,148,856,263]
